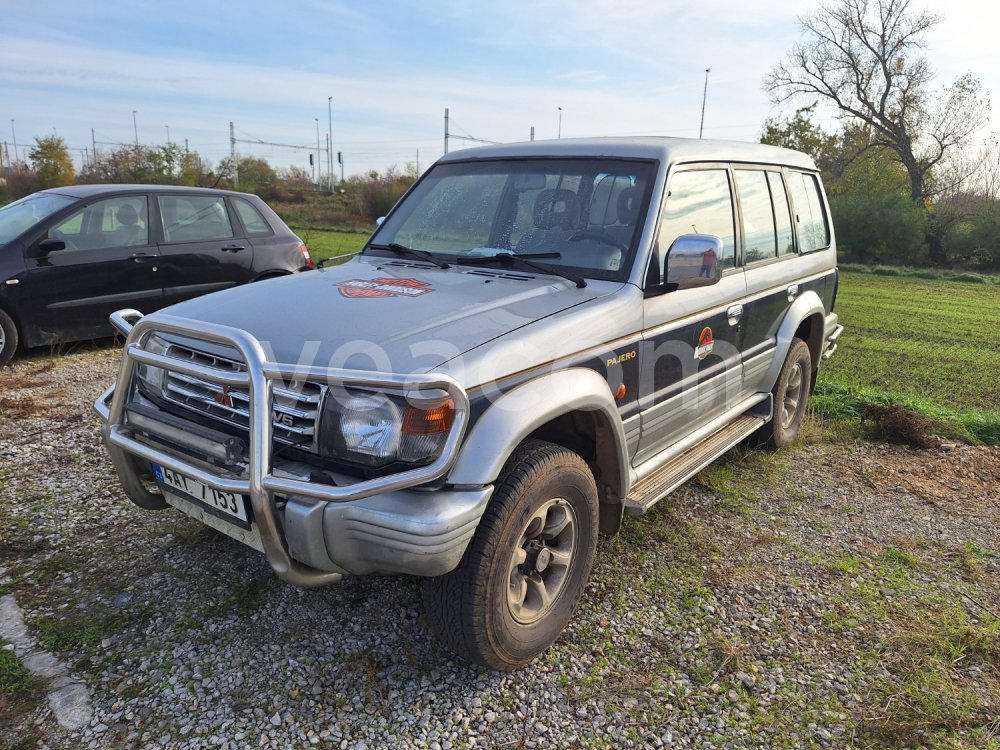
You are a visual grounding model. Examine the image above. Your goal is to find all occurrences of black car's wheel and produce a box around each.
[757,337,812,448]
[422,439,599,670]
[0,309,19,367]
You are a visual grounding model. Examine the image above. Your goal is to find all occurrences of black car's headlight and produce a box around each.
[318,388,456,468]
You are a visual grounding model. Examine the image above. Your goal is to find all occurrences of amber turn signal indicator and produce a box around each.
[615,384,627,400]
[402,398,456,435]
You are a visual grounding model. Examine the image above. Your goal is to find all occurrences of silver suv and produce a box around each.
[96,137,843,670]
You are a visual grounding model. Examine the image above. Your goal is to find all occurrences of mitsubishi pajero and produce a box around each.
[96,137,843,669]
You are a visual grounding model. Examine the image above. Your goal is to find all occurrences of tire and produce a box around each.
[0,309,19,367]
[422,439,599,670]
[756,337,812,449]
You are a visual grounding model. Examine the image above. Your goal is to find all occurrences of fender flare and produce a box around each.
[760,291,826,393]
[448,367,629,502]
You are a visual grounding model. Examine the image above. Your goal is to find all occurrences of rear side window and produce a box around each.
[734,169,797,262]
[233,198,273,237]
[769,172,795,256]
[787,172,830,252]
[660,169,737,270]
[159,195,235,243]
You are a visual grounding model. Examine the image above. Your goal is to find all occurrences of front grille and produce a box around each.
[160,342,323,450]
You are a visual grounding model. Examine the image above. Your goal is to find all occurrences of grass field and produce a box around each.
[292,227,372,263]
[818,270,1000,442]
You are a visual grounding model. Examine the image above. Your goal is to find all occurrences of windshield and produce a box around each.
[368,158,656,282]
[0,192,76,246]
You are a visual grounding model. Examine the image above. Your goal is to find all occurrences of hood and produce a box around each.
[151,256,615,374]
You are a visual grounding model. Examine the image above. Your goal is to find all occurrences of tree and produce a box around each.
[216,156,277,193]
[827,140,927,263]
[761,104,839,174]
[348,166,416,220]
[765,0,990,264]
[29,136,75,189]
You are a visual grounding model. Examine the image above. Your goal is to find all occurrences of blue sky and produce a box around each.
[2,0,997,179]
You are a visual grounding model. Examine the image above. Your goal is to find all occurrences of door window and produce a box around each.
[48,196,149,251]
[659,169,736,270]
[787,172,830,252]
[735,170,777,263]
[159,195,235,243]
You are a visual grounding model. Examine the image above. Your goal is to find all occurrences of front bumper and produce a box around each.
[96,310,483,586]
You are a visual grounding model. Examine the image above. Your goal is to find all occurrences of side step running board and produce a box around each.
[623,414,765,516]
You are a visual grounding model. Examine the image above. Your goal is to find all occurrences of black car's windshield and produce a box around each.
[0,193,76,245]
[367,158,656,282]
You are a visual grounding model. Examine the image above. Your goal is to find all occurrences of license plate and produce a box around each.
[151,463,250,529]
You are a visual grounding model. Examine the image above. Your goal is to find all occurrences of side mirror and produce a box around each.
[664,234,723,290]
[37,237,67,254]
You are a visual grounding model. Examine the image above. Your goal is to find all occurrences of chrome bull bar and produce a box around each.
[98,310,470,587]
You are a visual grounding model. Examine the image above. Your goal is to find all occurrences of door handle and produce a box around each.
[130,253,155,263]
[787,284,799,301]
[221,244,246,252]
[727,304,743,325]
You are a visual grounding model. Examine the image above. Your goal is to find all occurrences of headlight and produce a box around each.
[338,392,404,462]
[135,334,169,397]
[319,388,456,468]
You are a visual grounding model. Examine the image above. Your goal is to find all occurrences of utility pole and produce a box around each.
[416,149,419,175]
[558,107,562,139]
[444,108,449,154]
[184,138,189,155]
[530,126,535,141]
[165,124,170,144]
[327,97,333,191]
[314,118,320,184]
[133,110,139,146]
[229,121,238,186]
[91,128,97,159]
[699,68,711,139]
[10,120,18,163]
[338,150,344,183]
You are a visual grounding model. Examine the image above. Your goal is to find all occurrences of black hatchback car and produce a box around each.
[0,185,312,365]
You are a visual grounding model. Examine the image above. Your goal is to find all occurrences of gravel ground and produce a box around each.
[1,345,997,750]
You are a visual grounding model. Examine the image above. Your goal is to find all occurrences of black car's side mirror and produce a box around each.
[663,234,723,291]
[36,237,67,254]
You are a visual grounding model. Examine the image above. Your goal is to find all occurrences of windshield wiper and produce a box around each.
[367,242,451,269]
[456,252,587,288]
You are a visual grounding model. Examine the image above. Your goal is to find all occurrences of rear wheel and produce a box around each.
[757,337,812,448]
[422,439,599,670]
[0,309,19,367]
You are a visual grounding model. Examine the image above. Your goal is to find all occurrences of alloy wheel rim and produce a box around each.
[507,497,578,625]
[781,362,804,429]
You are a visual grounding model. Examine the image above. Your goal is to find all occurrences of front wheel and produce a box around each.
[0,309,19,367]
[422,439,599,670]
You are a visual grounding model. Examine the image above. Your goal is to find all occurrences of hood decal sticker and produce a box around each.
[336,277,433,299]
